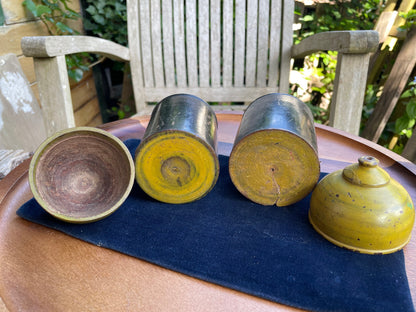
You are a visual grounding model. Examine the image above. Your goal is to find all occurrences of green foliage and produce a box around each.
[361,84,381,128]
[22,0,81,35]
[295,0,381,43]
[309,51,337,95]
[83,0,128,46]
[82,0,130,120]
[395,79,416,137]
[22,0,92,82]
[294,0,383,126]
[0,3,5,26]
[305,102,328,124]
[108,102,131,120]
[399,9,416,31]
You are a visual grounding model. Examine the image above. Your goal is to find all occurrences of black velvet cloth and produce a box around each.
[17,139,414,312]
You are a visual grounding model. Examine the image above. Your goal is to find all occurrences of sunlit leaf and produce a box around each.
[36,5,52,16]
[23,0,38,16]
[302,15,314,22]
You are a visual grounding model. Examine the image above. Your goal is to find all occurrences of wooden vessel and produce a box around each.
[229,94,320,206]
[1,113,416,311]
[135,94,219,204]
[29,127,135,223]
[310,155,415,254]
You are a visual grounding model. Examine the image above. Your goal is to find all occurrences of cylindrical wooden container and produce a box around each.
[135,94,219,204]
[229,93,320,206]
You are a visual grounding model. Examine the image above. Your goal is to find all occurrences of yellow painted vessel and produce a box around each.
[135,94,219,204]
[229,93,320,206]
[309,156,415,254]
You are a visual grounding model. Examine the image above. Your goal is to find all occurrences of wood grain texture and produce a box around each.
[233,0,246,88]
[74,97,101,127]
[161,0,175,88]
[150,0,164,87]
[279,0,294,93]
[268,0,282,87]
[210,0,221,88]
[0,113,415,311]
[21,36,130,62]
[138,0,154,88]
[185,0,198,88]
[222,0,233,88]
[256,0,270,87]
[33,55,75,136]
[198,0,210,88]
[291,30,379,58]
[173,0,187,87]
[245,0,258,87]
[330,53,371,135]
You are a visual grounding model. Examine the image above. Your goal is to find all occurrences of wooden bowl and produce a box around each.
[29,127,135,223]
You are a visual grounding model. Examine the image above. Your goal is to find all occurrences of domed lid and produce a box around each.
[342,156,390,187]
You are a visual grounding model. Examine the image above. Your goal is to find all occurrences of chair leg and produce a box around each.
[329,53,371,136]
[34,55,75,136]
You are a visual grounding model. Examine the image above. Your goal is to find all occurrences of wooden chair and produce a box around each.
[21,0,378,137]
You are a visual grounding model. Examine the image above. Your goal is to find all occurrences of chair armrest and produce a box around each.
[292,30,379,59]
[21,36,130,62]
[20,36,130,136]
[291,30,379,136]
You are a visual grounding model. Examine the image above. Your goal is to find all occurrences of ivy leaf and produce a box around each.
[395,115,414,134]
[83,19,98,31]
[22,0,38,16]
[68,68,84,82]
[36,5,52,17]
[55,21,74,34]
[105,7,114,18]
[406,101,416,119]
[85,5,97,15]
[92,14,106,25]
[115,2,126,12]
[400,88,415,98]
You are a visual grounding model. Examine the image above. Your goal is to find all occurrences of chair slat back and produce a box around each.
[128,0,294,112]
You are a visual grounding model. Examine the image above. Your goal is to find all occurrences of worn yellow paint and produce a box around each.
[229,130,320,206]
[309,156,415,254]
[135,131,219,204]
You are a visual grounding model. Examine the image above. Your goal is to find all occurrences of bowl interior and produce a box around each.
[32,130,133,221]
